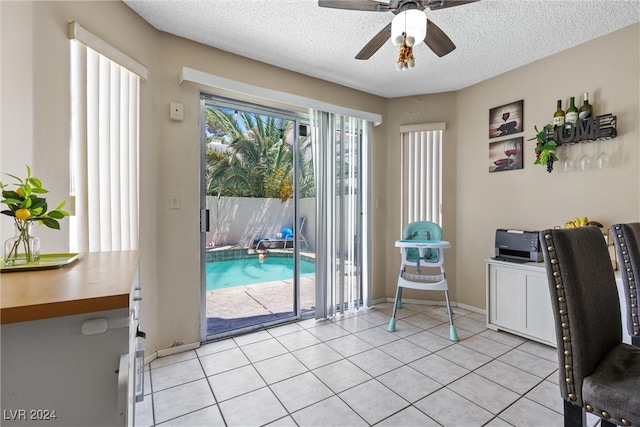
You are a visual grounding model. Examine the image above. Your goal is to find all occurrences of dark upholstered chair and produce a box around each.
[540,227,640,427]
[612,223,640,347]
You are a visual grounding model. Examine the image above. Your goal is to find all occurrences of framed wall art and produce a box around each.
[489,100,524,139]
[489,137,523,173]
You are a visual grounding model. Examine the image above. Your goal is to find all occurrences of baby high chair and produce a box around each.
[388,221,459,342]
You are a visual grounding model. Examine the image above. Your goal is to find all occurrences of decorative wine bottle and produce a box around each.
[565,96,578,125]
[553,100,565,127]
[578,92,593,121]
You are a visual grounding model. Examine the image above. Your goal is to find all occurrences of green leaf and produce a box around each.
[2,198,22,205]
[4,173,23,184]
[28,177,43,189]
[40,217,60,229]
[22,197,32,208]
[29,197,46,210]
[26,165,31,177]
[48,210,66,219]
[54,201,66,211]
[30,187,48,194]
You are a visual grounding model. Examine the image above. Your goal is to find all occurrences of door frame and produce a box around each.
[198,94,310,341]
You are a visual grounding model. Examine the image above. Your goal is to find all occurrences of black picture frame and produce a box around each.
[489,100,524,139]
[489,137,523,173]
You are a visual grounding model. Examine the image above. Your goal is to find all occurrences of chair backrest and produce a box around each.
[403,221,442,263]
[612,223,640,340]
[540,227,622,406]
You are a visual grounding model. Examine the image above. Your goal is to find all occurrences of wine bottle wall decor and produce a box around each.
[488,100,525,173]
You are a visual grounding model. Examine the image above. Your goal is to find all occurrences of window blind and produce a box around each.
[69,23,147,252]
[311,111,371,318]
[400,123,445,229]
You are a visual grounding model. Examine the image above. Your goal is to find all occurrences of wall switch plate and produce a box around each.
[169,193,181,209]
[169,102,184,121]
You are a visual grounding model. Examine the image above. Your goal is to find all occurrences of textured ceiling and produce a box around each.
[123,0,640,98]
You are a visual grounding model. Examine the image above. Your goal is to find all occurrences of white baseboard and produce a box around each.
[157,341,200,357]
[382,297,485,315]
[144,341,201,365]
[457,302,485,315]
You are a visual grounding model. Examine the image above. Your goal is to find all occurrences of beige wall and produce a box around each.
[454,23,639,309]
[381,24,640,310]
[2,1,638,353]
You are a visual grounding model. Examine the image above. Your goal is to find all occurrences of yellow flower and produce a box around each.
[15,208,31,220]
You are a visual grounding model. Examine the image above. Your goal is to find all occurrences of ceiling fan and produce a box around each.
[318,0,478,60]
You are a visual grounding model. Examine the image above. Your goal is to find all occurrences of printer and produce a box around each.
[494,229,543,263]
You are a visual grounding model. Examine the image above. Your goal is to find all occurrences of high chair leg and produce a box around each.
[444,290,459,342]
[388,286,402,332]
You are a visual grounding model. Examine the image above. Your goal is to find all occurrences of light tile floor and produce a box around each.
[135,302,601,427]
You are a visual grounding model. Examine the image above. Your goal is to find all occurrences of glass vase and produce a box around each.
[4,221,40,266]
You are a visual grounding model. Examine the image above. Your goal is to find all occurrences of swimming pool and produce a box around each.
[206,256,315,291]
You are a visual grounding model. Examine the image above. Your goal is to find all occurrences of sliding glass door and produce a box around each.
[199,95,314,339]
[199,95,371,339]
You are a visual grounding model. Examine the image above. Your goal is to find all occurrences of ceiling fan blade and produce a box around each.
[355,22,392,60]
[318,0,389,12]
[427,0,479,11]
[424,19,456,57]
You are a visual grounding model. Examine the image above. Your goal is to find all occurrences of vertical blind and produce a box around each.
[400,123,445,228]
[69,22,147,252]
[311,110,370,318]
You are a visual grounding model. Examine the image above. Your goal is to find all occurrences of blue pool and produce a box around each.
[206,257,315,291]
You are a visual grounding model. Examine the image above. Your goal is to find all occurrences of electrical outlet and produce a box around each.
[169,193,181,209]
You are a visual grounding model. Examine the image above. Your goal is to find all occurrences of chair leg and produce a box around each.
[443,290,459,342]
[564,400,585,427]
[388,286,402,332]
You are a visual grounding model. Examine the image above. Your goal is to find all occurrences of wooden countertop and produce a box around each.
[1,250,138,324]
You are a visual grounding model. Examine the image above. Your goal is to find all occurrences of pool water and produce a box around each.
[206,257,315,290]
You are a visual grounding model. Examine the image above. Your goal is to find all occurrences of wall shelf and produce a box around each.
[543,113,617,145]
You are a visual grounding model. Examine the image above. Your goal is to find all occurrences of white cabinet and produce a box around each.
[486,258,632,347]
[1,251,142,426]
[486,259,556,346]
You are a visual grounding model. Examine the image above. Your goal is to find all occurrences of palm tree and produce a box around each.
[204,107,314,200]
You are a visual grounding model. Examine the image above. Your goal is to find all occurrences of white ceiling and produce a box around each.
[123,0,640,98]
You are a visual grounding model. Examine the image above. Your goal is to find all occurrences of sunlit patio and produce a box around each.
[205,246,318,335]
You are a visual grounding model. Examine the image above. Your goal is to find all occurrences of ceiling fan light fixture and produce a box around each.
[391,10,426,45]
[391,9,425,70]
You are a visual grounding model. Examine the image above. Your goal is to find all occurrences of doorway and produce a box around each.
[200,96,315,339]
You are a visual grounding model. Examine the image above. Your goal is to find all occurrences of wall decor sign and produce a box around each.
[489,100,524,139]
[489,137,523,173]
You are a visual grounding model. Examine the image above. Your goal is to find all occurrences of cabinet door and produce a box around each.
[525,273,555,344]
[489,266,526,331]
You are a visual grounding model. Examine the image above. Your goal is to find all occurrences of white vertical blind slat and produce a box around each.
[312,110,369,319]
[401,128,443,227]
[70,40,140,252]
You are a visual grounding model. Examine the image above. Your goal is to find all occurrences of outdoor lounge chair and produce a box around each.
[254,217,308,250]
